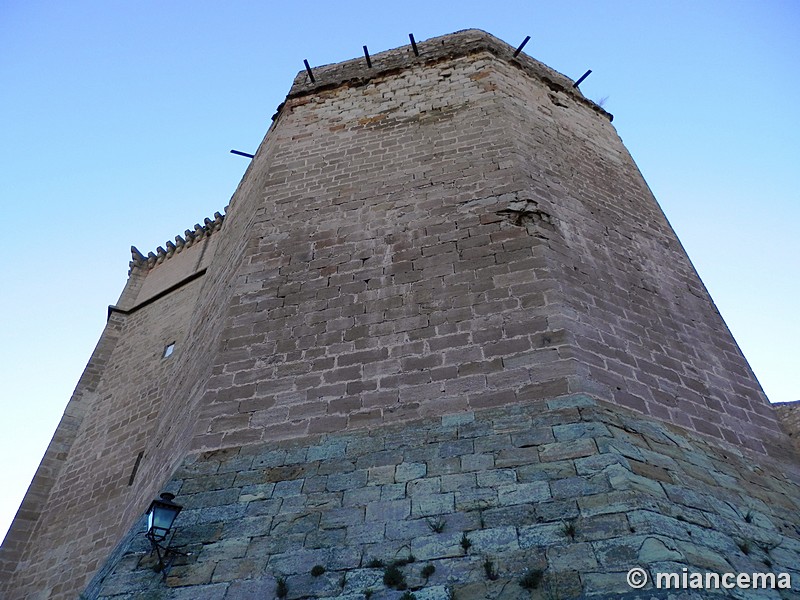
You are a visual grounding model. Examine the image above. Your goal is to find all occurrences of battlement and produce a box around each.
[288,29,611,122]
[129,209,225,272]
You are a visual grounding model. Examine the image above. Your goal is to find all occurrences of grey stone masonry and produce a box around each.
[88,395,799,599]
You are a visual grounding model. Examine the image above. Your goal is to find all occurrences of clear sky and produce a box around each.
[1,2,798,542]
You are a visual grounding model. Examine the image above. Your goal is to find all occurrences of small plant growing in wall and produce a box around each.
[737,539,751,555]
[400,592,416,600]
[367,558,384,568]
[276,576,289,599]
[562,519,576,540]
[460,532,472,554]
[483,557,499,581]
[421,563,436,580]
[393,554,415,565]
[383,564,407,590]
[427,516,446,533]
[310,565,325,576]
[519,569,544,590]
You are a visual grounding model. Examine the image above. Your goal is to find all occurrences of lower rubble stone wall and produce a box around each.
[85,395,800,599]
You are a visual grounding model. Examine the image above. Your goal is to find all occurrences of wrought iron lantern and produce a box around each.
[145,492,183,571]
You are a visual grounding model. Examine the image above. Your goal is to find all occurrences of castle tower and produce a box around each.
[2,30,798,599]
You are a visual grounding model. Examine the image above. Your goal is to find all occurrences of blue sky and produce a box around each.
[1,2,798,542]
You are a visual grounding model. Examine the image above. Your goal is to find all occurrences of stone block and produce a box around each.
[574,453,628,476]
[605,464,666,496]
[509,428,555,447]
[343,486,381,507]
[407,477,441,496]
[367,465,396,485]
[365,499,411,522]
[578,514,632,542]
[165,560,216,587]
[518,523,565,548]
[538,438,596,462]
[592,535,647,568]
[395,462,427,482]
[469,526,519,553]
[438,439,475,458]
[211,557,265,583]
[460,453,494,472]
[497,481,551,506]
[305,526,346,549]
[225,576,279,600]
[442,412,475,427]
[637,536,684,563]
[320,507,365,529]
[550,474,610,499]
[494,446,540,468]
[411,492,455,517]
[384,517,432,541]
[441,472,477,493]
[201,537,250,561]
[307,441,348,462]
[273,479,305,497]
[340,568,383,594]
[454,487,498,511]
[346,522,387,544]
[326,470,368,492]
[380,483,407,501]
[552,422,611,442]
[268,548,330,576]
[476,469,516,488]
[244,498,283,517]
[578,490,661,518]
[482,504,538,529]
[411,531,464,560]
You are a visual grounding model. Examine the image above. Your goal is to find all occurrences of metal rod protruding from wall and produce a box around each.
[230,150,255,159]
[513,36,531,58]
[409,33,419,56]
[573,69,592,88]
[363,45,372,68]
[303,59,315,83]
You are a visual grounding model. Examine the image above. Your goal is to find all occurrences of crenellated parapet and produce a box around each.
[129,210,225,272]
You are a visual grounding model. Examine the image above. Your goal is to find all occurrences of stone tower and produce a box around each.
[2,30,798,599]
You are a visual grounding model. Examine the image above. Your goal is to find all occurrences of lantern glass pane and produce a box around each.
[151,505,177,531]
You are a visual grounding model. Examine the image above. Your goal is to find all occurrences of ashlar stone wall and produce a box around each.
[189,29,790,462]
